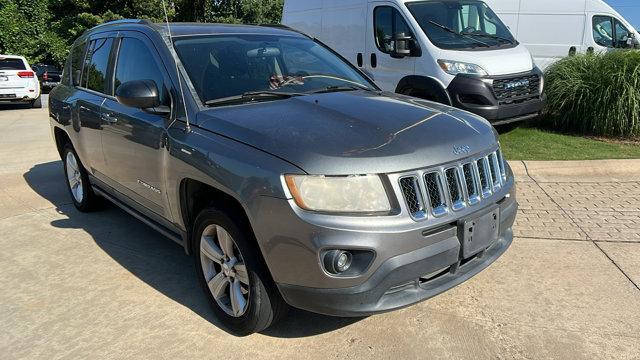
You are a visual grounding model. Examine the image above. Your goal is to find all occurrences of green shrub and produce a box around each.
[544,50,640,138]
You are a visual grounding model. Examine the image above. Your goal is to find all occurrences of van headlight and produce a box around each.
[284,175,391,213]
[438,60,488,76]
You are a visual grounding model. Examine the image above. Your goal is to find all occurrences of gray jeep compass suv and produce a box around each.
[49,20,518,336]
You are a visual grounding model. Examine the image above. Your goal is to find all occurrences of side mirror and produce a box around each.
[115,80,161,109]
[391,33,420,58]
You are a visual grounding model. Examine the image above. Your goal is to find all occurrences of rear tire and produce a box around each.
[62,143,99,212]
[193,208,287,336]
[31,96,42,108]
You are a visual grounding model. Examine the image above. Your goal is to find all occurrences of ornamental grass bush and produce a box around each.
[543,50,640,138]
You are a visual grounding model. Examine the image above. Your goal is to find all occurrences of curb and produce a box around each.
[510,159,640,182]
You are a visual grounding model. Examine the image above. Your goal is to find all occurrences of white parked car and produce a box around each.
[0,55,42,108]
[283,0,545,126]
[485,0,640,70]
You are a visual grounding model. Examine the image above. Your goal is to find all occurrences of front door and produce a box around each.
[365,2,417,92]
[100,34,172,217]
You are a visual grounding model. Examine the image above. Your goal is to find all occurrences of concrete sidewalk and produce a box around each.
[511,159,640,183]
[1,108,639,359]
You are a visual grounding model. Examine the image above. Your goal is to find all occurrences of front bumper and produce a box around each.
[262,190,518,317]
[447,69,545,125]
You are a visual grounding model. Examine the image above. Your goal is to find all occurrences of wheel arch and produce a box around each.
[395,75,452,105]
[179,178,255,255]
[53,127,71,158]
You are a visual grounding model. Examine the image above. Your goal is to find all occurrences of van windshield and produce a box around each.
[406,0,516,50]
[174,34,377,105]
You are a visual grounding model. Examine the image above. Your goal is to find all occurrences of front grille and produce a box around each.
[397,148,508,221]
[399,177,424,219]
[493,74,540,105]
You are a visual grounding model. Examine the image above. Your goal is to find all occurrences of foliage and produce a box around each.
[499,126,640,160]
[544,51,640,138]
[0,0,284,66]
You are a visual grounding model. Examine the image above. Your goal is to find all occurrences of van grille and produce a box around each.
[493,74,541,105]
[398,149,508,220]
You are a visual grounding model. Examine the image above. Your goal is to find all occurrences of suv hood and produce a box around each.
[438,44,534,76]
[196,91,498,175]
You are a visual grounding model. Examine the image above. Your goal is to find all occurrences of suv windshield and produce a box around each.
[174,34,377,105]
[406,0,516,50]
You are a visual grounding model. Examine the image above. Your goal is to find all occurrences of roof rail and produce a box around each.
[92,19,153,30]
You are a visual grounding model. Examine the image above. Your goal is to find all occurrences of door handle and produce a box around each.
[357,53,363,67]
[371,53,378,68]
[101,113,118,124]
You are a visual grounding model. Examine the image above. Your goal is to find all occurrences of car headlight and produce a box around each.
[284,175,391,213]
[438,60,488,76]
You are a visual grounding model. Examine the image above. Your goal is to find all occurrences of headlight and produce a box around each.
[284,175,391,213]
[438,60,488,76]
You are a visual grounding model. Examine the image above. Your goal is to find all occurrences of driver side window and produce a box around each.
[374,6,413,54]
[614,19,631,48]
[593,16,614,48]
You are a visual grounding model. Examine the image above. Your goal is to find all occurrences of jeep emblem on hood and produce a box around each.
[453,145,471,155]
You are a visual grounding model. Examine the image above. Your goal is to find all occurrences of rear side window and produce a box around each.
[113,37,169,105]
[374,6,414,54]
[0,58,26,70]
[71,42,87,86]
[83,38,114,93]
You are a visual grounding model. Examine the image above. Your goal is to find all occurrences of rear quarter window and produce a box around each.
[0,58,26,70]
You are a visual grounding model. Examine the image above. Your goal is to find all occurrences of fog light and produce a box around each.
[324,250,353,274]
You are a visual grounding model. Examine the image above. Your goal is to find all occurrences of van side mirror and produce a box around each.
[115,80,161,109]
[391,33,420,58]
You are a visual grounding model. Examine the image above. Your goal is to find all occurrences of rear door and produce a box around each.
[74,35,116,176]
[100,33,172,216]
[365,2,417,91]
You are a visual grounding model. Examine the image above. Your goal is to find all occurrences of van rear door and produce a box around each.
[365,2,416,92]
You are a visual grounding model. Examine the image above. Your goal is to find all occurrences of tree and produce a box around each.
[0,0,284,66]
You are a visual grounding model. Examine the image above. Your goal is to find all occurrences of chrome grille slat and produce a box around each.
[462,163,480,206]
[399,176,426,219]
[424,172,448,218]
[445,168,466,211]
[397,148,508,222]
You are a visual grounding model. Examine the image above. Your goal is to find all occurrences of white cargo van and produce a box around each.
[283,0,545,125]
[485,0,640,70]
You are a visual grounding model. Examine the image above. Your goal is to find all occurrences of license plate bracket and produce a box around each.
[461,206,500,258]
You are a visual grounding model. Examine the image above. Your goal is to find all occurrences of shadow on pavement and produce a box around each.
[23,161,361,338]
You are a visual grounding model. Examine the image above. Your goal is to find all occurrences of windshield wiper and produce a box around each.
[307,85,372,94]
[205,91,304,107]
[461,32,515,45]
[428,21,490,47]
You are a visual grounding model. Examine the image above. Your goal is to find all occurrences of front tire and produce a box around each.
[193,209,287,336]
[62,143,99,212]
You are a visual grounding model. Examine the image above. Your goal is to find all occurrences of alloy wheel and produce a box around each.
[200,224,250,317]
[65,152,84,203]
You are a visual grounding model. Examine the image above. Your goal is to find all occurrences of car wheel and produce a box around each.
[193,208,287,336]
[31,96,42,108]
[62,143,99,212]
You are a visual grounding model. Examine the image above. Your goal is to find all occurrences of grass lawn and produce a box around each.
[499,127,640,161]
